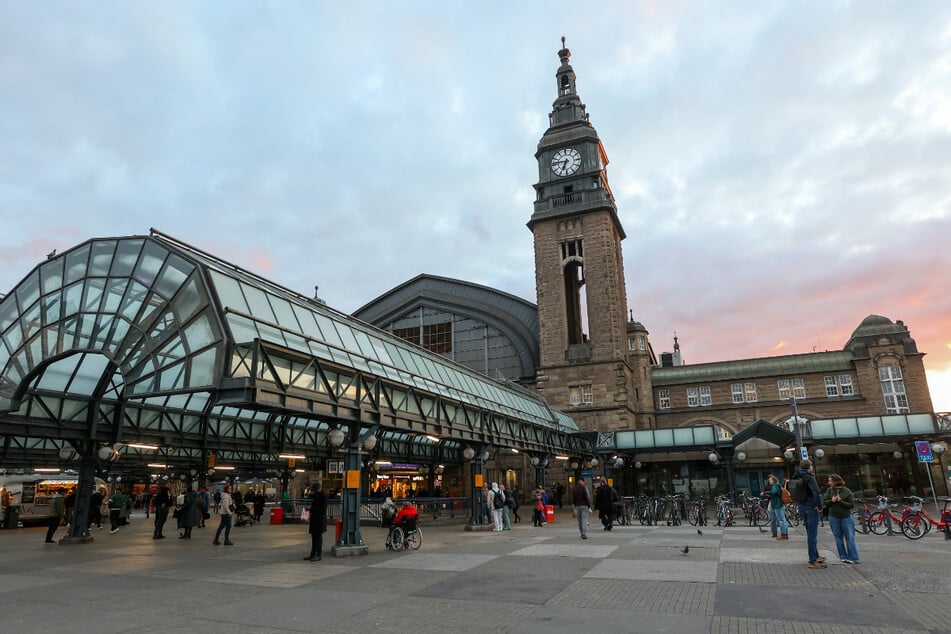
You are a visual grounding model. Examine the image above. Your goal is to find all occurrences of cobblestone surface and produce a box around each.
[2,514,949,633]
[710,616,928,634]
[718,562,874,588]
[550,578,715,615]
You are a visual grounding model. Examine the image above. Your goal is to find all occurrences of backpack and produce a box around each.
[780,484,792,505]
[786,476,809,503]
[492,491,505,510]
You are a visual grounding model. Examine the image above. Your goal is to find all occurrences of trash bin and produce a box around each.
[545,504,555,524]
[335,518,343,543]
[269,507,283,525]
[3,506,19,529]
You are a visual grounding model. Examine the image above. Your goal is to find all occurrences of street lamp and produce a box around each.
[614,457,624,468]
[735,452,747,463]
[708,453,719,464]
[462,446,476,460]
[327,428,346,448]
[363,434,378,451]
[814,448,825,460]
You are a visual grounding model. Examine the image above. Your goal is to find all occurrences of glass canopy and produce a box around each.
[0,231,581,468]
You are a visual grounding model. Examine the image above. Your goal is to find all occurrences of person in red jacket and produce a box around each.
[386,501,419,549]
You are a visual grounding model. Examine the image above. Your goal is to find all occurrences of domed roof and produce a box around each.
[849,315,904,340]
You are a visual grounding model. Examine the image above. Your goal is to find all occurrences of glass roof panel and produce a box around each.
[153,254,193,300]
[132,240,166,287]
[268,295,302,332]
[109,238,144,277]
[39,258,64,296]
[64,243,90,285]
[240,283,278,324]
[88,241,117,277]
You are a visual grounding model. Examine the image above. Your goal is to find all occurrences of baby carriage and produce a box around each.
[234,502,254,527]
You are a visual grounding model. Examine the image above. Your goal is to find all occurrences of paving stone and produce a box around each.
[882,590,951,630]
[718,562,873,588]
[549,578,715,615]
[369,552,497,572]
[710,616,928,634]
[719,546,838,564]
[509,543,617,558]
[585,558,718,582]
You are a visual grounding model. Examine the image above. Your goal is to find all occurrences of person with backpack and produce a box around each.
[761,474,788,540]
[499,484,512,531]
[489,482,504,532]
[789,459,825,568]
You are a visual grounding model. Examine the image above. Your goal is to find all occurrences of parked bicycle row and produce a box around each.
[854,494,951,540]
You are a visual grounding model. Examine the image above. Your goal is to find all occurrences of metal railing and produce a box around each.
[284,497,467,523]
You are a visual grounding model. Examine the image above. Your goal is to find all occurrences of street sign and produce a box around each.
[800,447,809,461]
[915,441,933,463]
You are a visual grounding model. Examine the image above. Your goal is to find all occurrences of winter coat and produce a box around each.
[180,491,199,529]
[308,491,327,535]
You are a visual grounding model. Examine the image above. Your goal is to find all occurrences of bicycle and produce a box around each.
[784,502,801,527]
[687,496,708,527]
[715,495,734,527]
[867,496,913,535]
[385,520,423,552]
[900,496,951,540]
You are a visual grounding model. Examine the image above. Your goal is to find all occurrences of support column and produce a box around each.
[62,441,96,544]
[464,453,489,531]
[332,441,368,557]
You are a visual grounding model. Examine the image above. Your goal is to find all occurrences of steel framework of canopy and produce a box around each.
[0,230,591,472]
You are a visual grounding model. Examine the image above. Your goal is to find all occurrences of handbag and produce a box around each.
[301,508,310,522]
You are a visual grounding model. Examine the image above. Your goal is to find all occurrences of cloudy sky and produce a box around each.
[2,2,950,410]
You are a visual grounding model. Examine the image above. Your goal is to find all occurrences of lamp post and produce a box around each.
[327,426,367,556]
[790,394,806,461]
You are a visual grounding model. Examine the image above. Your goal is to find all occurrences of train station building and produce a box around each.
[1,43,949,546]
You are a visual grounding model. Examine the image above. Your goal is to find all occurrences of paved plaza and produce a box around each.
[2,511,950,633]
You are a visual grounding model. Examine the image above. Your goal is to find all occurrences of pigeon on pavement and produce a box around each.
[682,545,689,556]
[697,529,703,536]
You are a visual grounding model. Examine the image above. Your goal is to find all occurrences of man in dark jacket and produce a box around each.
[304,481,327,561]
[793,459,826,568]
[594,479,617,531]
[153,483,173,539]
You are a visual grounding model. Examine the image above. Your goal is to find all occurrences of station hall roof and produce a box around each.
[0,230,582,469]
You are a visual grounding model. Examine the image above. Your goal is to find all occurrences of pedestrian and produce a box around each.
[213,485,235,545]
[572,478,592,539]
[198,487,210,527]
[500,484,512,530]
[380,496,396,528]
[594,479,616,531]
[143,492,151,519]
[532,487,545,527]
[303,481,327,561]
[88,487,104,531]
[107,489,128,534]
[45,487,66,544]
[253,491,265,523]
[791,459,825,568]
[823,474,860,564]
[213,490,221,514]
[153,483,172,539]
[64,488,76,529]
[554,482,565,509]
[507,486,520,525]
[489,482,504,532]
[481,483,491,525]
[179,488,198,539]
[762,474,788,540]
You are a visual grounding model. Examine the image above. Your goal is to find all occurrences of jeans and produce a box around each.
[769,506,788,537]
[214,514,233,543]
[45,516,60,543]
[576,505,590,537]
[828,515,860,562]
[800,505,820,562]
[502,506,511,529]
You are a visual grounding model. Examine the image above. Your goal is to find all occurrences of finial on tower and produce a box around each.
[629,309,633,322]
[561,36,566,48]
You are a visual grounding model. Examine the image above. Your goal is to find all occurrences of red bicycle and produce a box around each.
[866,496,914,535]
[900,496,951,540]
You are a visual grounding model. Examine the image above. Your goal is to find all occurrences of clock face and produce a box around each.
[550,147,582,176]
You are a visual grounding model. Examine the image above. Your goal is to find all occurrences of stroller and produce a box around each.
[233,502,254,527]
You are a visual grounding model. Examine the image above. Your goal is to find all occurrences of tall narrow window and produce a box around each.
[687,387,699,407]
[745,382,758,402]
[658,389,670,409]
[561,239,586,346]
[879,365,909,413]
[825,376,839,397]
[569,384,593,407]
[700,385,712,406]
[777,379,791,400]
[839,375,854,396]
[792,378,806,399]
[731,383,744,404]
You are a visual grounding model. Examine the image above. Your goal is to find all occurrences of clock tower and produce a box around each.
[529,40,646,431]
